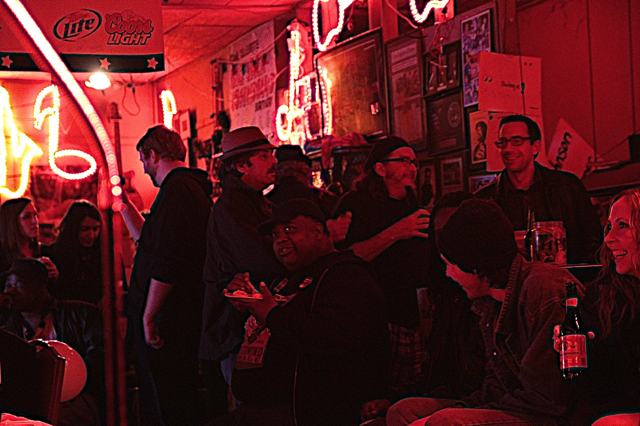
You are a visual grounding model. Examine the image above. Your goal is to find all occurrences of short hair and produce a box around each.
[136,125,186,161]
[219,151,255,180]
[499,114,541,142]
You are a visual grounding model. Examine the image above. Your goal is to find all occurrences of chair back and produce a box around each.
[0,329,65,424]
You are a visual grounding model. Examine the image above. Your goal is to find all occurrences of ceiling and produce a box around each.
[161,0,303,77]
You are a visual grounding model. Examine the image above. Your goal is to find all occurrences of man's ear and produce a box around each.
[373,162,386,177]
[236,159,250,174]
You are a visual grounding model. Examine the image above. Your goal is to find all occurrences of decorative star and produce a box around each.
[99,57,111,70]
[146,57,158,70]
[1,55,13,68]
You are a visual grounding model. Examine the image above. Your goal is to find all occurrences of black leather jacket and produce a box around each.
[476,164,602,264]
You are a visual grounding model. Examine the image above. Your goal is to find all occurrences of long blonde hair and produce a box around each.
[594,188,640,337]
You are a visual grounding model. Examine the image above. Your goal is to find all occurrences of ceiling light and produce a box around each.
[85,71,111,90]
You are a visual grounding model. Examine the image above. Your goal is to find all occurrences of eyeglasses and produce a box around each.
[494,136,532,149]
[379,157,418,166]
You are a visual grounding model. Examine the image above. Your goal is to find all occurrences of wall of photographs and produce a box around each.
[385,4,496,205]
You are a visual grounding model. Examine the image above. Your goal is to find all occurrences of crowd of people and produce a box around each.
[1,113,639,426]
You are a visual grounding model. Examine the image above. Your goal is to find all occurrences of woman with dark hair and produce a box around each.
[49,200,103,305]
[0,197,56,277]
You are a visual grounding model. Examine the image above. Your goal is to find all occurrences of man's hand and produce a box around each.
[327,211,352,243]
[552,324,595,353]
[226,273,258,312]
[39,256,59,281]
[245,282,277,324]
[143,316,164,349]
[388,209,431,241]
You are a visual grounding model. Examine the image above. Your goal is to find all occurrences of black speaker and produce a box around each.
[630,134,640,162]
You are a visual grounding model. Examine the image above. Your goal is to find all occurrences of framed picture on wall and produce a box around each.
[439,155,465,195]
[426,91,465,154]
[461,9,493,107]
[425,42,461,97]
[316,29,387,138]
[468,109,489,168]
[386,33,426,148]
[468,172,497,193]
[417,161,436,208]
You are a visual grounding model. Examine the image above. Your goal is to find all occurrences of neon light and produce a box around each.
[0,87,44,198]
[160,90,177,129]
[409,0,451,24]
[318,66,333,135]
[85,71,111,90]
[275,25,307,144]
[3,0,121,202]
[34,85,98,181]
[312,0,354,52]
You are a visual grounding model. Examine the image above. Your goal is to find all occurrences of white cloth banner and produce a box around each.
[227,20,277,140]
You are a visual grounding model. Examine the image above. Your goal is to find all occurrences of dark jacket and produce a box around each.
[568,277,640,423]
[464,256,575,421]
[199,174,283,361]
[334,188,429,327]
[129,167,212,351]
[475,164,602,264]
[0,299,103,398]
[232,251,390,425]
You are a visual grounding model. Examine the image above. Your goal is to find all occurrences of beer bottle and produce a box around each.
[559,282,588,379]
[524,209,536,261]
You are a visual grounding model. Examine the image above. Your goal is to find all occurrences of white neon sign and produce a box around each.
[312,0,354,52]
[409,0,452,24]
[160,90,177,129]
[0,87,44,198]
[34,85,98,181]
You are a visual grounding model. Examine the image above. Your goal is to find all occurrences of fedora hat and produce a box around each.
[221,126,276,160]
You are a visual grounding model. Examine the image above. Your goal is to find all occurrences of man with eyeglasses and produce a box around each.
[333,136,430,410]
[475,114,601,264]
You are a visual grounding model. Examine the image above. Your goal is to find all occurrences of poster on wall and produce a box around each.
[0,0,164,72]
[226,20,277,139]
[547,118,594,178]
[478,52,542,116]
[29,165,99,225]
[461,9,492,107]
[386,35,424,148]
[468,110,488,166]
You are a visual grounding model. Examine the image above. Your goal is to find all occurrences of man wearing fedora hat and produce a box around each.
[199,126,284,396]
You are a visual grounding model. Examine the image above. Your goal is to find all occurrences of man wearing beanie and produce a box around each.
[333,136,430,403]
[387,199,576,425]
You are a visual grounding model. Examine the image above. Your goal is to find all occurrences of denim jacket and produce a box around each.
[465,256,576,420]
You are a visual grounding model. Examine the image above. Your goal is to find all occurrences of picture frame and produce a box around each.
[417,160,436,208]
[426,91,465,155]
[315,29,388,138]
[467,108,489,168]
[439,155,465,195]
[386,34,426,149]
[468,172,497,193]
[461,9,493,107]
[425,42,460,97]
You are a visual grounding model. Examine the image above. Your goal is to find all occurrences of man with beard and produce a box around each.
[475,114,601,264]
[120,125,212,425]
[213,199,389,425]
[199,127,284,399]
[333,136,430,406]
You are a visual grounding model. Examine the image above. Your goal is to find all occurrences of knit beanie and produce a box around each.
[364,136,410,171]
[438,198,517,273]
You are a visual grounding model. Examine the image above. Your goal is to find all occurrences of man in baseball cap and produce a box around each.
[218,198,389,425]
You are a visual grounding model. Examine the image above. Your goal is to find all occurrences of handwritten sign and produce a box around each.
[548,118,593,178]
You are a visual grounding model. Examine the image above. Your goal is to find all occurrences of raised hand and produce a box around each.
[388,208,431,241]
